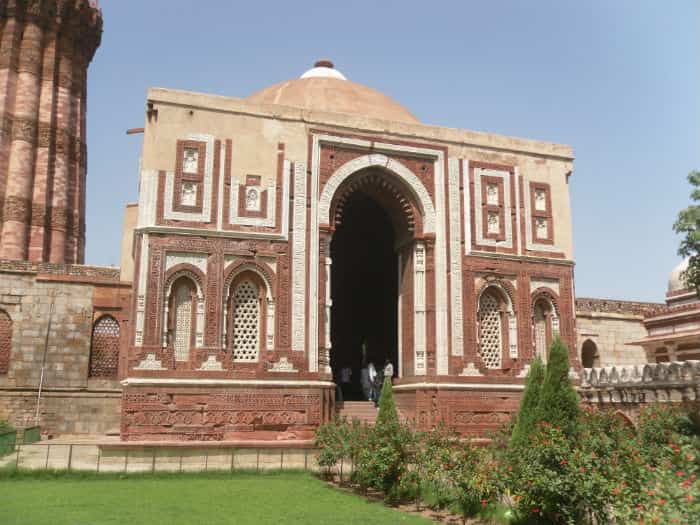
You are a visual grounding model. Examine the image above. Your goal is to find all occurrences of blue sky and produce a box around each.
[86,0,700,302]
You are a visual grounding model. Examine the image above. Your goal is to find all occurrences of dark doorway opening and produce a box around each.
[331,191,398,401]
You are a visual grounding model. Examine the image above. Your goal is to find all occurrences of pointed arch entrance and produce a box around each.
[318,161,434,399]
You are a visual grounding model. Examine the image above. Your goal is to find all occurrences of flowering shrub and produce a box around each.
[314,416,349,479]
[450,444,505,523]
[413,423,459,508]
[316,351,700,524]
[612,440,700,525]
[353,379,416,502]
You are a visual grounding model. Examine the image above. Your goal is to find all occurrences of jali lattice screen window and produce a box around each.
[89,315,120,378]
[173,280,194,361]
[533,303,548,363]
[232,280,260,362]
[0,310,12,375]
[478,292,502,369]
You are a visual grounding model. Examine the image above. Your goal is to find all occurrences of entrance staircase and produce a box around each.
[337,401,378,425]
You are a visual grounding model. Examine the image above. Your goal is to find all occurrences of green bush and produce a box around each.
[450,442,504,524]
[507,419,616,524]
[376,377,399,428]
[353,378,415,502]
[610,404,700,524]
[637,404,700,460]
[0,420,14,433]
[510,357,545,448]
[414,423,459,510]
[536,337,580,439]
[315,416,371,484]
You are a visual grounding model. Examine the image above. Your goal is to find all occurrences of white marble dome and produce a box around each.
[247,59,418,124]
[299,59,347,80]
[668,257,690,293]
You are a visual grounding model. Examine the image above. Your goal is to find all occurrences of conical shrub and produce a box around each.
[537,336,581,437]
[510,357,545,447]
[376,377,399,428]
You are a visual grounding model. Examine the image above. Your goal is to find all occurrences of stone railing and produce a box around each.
[579,361,700,404]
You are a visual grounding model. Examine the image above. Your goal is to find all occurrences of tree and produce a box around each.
[376,377,400,428]
[537,336,581,438]
[510,357,545,447]
[673,170,700,291]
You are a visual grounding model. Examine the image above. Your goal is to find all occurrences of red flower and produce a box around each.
[532,508,540,514]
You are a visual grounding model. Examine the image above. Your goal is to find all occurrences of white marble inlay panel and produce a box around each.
[523,174,561,253]
[291,162,307,353]
[462,160,472,255]
[229,175,276,227]
[530,278,560,295]
[473,167,512,249]
[165,252,208,274]
[163,134,214,222]
[414,242,427,375]
[448,158,464,356]
[137,171,158,228]
[433,154,449,375]
[134,233,149,347]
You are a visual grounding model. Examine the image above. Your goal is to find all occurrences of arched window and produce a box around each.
[0,310,12,375]
[533,298,555,362]
[581,339,599,368]
[170,277,196,362]
[478,290,504,369]
[230,279,261,362]
[89,315,120,378]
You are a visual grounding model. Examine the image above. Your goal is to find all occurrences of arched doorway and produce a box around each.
[331,191,398,399]
[326,167,421,400]
[581,339,600,368]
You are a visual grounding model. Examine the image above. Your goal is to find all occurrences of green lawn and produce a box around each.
[0,471,432,525]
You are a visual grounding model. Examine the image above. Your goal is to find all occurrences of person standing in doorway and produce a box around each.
[383,358,394,384]
[368,361,378,405]
[360,359,371,401]
[340,365,352,401]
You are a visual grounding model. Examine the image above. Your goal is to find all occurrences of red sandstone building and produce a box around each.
[121,58,579,440]
[0,1,694,441]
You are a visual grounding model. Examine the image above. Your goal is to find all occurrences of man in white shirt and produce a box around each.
[383,358,394,382]
[340,366,352,400]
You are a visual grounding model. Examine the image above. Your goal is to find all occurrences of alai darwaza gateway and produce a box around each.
[121,59,576,441]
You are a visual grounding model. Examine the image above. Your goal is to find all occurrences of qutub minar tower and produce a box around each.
[0,0,102,264]
[0,2,696,442]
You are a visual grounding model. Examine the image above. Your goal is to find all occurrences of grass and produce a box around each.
[0,470,433,525]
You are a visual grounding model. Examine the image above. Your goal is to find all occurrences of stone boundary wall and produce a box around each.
[0,259,128,436]
[0,389,121,434]
[0,259,120,281]
[0,442,321,473]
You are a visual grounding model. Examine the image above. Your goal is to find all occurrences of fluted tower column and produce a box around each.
[0,0,102,264]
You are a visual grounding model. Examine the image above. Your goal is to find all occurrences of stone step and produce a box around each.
[338,412,377,419]
[337,401,378,425]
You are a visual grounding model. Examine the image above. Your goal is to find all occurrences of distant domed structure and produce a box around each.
[247,60,419,124]
[668,258,690,294]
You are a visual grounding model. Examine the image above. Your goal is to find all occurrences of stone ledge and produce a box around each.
[0,259,121,282]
